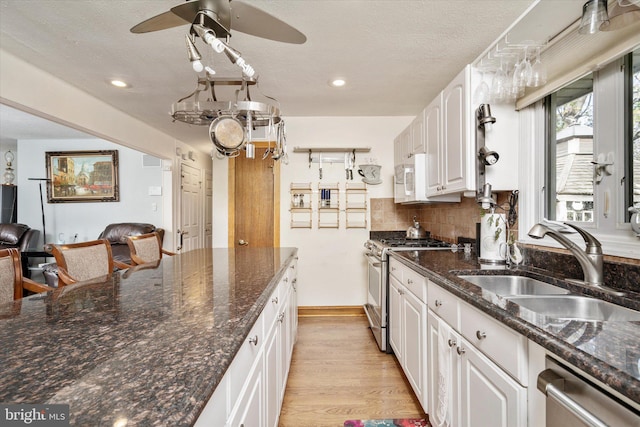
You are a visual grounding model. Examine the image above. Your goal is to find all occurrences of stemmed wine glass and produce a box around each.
[527,46,547,87]
[473,70,491,104]
[512,47,532,97]
[490,59,507,103]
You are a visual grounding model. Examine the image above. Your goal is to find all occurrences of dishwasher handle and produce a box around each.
[537,369,608,427]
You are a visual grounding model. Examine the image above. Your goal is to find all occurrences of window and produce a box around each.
[546,75,594,223]
[540,47,639,257]
[627,50,640,210]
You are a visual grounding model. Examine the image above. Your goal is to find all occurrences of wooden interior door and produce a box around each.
[229,142,280,248]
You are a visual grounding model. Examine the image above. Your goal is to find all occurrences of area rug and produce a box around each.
[344,419,431,427]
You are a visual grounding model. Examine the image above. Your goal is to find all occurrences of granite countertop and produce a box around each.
[0,247,298,426]
[388,248,640,406]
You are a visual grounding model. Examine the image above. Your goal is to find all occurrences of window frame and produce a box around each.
[518,54,640,260]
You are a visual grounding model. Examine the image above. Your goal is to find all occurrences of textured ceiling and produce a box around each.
[1,0,570,152]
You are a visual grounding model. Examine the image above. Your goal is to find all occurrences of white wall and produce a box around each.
[17,138,163,246]
[214,116,412,306]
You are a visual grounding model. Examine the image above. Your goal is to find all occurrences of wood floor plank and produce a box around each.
[279,316,425,426]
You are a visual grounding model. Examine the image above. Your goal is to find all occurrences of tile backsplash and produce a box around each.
[370,193,517,243]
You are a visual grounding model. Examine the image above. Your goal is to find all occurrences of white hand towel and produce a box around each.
[434,317,452,427]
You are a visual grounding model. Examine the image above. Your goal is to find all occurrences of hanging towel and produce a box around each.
[434,317,452,427]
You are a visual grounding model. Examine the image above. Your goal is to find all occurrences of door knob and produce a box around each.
[238,239,249,246]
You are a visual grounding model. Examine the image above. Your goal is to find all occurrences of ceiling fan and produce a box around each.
[130,0,307,44]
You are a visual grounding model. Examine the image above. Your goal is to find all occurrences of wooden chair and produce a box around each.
[51,239,130,286]
[0,248,53,304]
[125,232,175,265]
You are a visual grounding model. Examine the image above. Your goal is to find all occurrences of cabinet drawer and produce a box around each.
[263,283,282,331]
[403,268,426,303]
[427,281,460,331]
[228,313,264,405]
[388,258,403,282]
[460,301,528,386]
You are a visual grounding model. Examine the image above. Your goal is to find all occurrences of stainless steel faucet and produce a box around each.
[528,222,625,296]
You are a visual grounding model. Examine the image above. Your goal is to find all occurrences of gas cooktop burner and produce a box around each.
[379,238,451,248]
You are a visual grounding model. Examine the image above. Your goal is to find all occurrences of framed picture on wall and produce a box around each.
[45,150,120,203]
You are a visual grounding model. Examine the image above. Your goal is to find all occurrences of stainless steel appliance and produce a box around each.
[363,235,451,352]
[537,357,639,427]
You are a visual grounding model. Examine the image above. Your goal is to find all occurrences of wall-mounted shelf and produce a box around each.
[318,183,339,228]
[345,182,367,228]
[288,182,369,229]
[290,183,312,228]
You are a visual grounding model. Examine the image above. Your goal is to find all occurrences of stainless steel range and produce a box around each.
[363,235,451,352]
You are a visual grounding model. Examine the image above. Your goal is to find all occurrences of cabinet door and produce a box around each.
[458,338,527,427]
[441,67,469,193]
[264,323,280,427]
[388,276,403,360]
[425,94,443,196]
[402,289,426,408]
[394,126,411,165]
[427,310,461,427]
[411,109,425,154]
[227,353,264,427]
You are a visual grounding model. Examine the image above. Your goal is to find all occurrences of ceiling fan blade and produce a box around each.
[130,10,190,33]
[230,1,307,44]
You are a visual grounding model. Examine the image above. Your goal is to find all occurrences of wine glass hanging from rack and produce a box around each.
[475,37,548,105]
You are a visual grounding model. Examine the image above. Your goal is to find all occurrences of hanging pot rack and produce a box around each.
[171,77,282,127]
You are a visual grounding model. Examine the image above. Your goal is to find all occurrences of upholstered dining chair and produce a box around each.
[51,239,130,286]
[125,232,175,265]
[0,248,53,304]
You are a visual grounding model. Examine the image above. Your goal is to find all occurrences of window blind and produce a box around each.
[515,18,640,110]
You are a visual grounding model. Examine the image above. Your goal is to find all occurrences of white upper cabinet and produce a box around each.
[439,66,473,195]
[410,110,425,155]
[394,64,520,200]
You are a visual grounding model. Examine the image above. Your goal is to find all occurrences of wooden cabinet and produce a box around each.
[425,94,443,196]
[196,257,298,427]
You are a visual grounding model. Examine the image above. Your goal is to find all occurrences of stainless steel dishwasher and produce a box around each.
[537,357,639,427]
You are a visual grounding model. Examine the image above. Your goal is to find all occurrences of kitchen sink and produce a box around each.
[506,295,640,322]
[457,275,570,296]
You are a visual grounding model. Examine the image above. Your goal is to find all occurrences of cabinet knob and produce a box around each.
[290,265,295,269]
[447,338,456,348]
[435,299,442,307]
[272,297,279,304]
[407,279,413,285]
[456,346,466,355]
[284,277,289,283]
[278,313,285,323]
[476,330,487,340]
[248,335,259,346]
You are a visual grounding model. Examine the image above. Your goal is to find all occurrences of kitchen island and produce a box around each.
[389,248,640,408]
[0,247,298,426]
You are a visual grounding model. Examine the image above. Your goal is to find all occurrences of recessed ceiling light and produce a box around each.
[110,79,130,88]
[329,78,346,87]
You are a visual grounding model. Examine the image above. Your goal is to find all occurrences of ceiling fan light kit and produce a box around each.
[132,0,306,161]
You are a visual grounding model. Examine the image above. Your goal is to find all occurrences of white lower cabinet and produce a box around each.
[389,269,428,410]
[427,283,527,427]
[195,258,298,427]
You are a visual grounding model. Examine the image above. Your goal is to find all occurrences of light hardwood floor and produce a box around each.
[278,315,426,426]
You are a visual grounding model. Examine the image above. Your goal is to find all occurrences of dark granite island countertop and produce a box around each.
[0,247,298,426]
[388,249,640,407]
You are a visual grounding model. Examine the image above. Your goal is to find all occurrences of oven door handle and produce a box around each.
[364,254,382,267]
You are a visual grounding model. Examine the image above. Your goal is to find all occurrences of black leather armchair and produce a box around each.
[0,223,40,252]
[42,223,165,287]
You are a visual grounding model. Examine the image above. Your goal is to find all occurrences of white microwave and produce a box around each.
[394,153,427,204]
